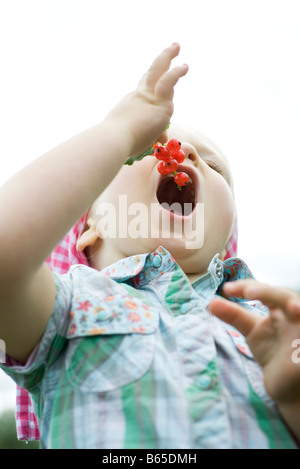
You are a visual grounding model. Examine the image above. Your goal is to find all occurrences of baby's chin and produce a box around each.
[140,235,227,273]
[125,235,207,270]
[161,239,208,270]
[91,235,217,279]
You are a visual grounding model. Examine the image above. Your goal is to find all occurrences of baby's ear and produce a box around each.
[76,224,99,252]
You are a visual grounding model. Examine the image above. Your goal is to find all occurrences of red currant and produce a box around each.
[153,146,170,161]
[173,149,185,164]
[174,172,189,186]
[165,157,178,172]
[157,160,171,175]
[166,138,181,154]
[152,138,188,191]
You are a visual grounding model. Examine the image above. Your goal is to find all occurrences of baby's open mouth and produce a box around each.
[156,166,198,216]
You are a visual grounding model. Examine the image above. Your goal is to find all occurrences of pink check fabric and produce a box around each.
[16,212,89,441]
[15,213,237,441]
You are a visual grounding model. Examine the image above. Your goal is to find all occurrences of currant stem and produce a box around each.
[124,123,171,165]
[124,146,154,165]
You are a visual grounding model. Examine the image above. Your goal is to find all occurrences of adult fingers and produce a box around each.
[209,296,261,337]
[286,296,300,320]
[223,280,300,319]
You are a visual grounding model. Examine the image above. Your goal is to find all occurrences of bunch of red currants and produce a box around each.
[152,138,189,190]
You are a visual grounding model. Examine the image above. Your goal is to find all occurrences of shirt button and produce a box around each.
[197,374,212,390]
[96,310,111,321]
[180,303,190,314]
[215,262,223,279]
[152,255,162,268]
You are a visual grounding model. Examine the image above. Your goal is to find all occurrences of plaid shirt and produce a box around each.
[1,246,297,449]
[14,213,238,442]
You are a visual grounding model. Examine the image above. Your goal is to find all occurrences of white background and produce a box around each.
[1,0,300,413]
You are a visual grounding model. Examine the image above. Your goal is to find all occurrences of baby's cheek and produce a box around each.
[219,189,235,236]
[114,158,154,193]
[209,182,235,234]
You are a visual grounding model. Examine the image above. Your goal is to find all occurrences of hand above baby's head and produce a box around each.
[104,43,189,158]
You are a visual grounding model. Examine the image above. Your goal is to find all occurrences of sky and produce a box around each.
[0,0,300,412]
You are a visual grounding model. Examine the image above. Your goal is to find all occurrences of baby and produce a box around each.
[0,43,299,449]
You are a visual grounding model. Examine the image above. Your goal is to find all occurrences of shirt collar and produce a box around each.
[99,246,175,286]
[100,246,255,292]
[192,254,255,299]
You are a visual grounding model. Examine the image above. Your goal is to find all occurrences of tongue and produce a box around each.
[157,174,195,215]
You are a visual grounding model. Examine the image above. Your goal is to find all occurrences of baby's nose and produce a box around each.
[180,142,200,167]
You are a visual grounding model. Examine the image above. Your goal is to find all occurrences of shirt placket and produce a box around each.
[174,255,232,448]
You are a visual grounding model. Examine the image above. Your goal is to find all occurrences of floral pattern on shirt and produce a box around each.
[66,267,159,338]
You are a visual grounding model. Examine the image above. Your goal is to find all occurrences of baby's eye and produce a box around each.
[205,160,224,176]
[203,158,231,187]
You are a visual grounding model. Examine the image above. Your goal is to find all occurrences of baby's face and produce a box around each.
[89,125,235,275]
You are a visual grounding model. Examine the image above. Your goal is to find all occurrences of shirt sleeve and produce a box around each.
[0,271,73,392]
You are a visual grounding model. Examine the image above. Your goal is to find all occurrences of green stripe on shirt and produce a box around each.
[67,335,123,386]
[50,368,75,449]
[164,264,193,317]
[122,369,157,449]
[248,383,296,449]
